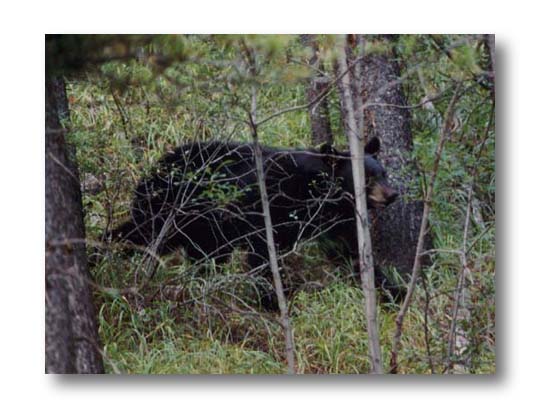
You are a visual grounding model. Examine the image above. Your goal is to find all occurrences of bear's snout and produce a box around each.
[384,187,398,205]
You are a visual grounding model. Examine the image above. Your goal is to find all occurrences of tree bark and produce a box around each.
[360,36,426,284]
[301,35,333,145]
[482,34,495,101]
[45,76,104,373]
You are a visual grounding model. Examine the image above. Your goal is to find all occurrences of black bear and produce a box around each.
[113,137,398,309]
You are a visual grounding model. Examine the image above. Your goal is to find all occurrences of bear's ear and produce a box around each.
[320,143,340,168]
[365,137,381,156]
[320,143,337,157]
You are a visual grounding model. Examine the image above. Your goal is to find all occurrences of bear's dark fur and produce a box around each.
[113,138,398,309]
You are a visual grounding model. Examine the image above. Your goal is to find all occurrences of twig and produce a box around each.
[421,273,435,374]
[110,86,130,137]
[445,182,473,373]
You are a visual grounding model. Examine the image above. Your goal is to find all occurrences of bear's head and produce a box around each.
[321,137,398,209]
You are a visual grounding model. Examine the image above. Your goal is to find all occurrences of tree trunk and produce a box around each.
[336,35,383,373]
[482,34,495,101]
[301,35,333,145]
[360,36,426,283]
[45,76,104,373]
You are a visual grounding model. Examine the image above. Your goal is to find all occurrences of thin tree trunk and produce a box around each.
[241,41,296,373]
[252,137,296,374]
[301,34,333,145]
[45,76,104,374]
[336,35,382,374]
